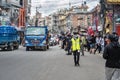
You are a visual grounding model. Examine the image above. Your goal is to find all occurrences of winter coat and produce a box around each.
[103,42,120,68]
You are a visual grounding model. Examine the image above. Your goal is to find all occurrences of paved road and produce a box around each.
[0,46,105,80]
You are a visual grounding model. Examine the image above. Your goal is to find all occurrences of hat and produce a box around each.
[107,34,116,42]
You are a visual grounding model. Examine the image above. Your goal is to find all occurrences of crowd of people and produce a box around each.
[59,32,110,56]
[58,31,120,80]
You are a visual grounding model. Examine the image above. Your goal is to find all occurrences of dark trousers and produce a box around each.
[73,50,80,65]
[81,44,84,56]
[67,49,71,54]
[87,43,90,51]
[94,44,101,54]
[67,47,72,55]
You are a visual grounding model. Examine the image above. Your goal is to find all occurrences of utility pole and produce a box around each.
[100,0,106,35]
[69,0,72,32]
[35,5,41,26]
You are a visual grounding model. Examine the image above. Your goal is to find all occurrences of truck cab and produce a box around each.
[25,26,49,51]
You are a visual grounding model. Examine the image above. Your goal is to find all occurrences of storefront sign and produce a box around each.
[107,0,120,4]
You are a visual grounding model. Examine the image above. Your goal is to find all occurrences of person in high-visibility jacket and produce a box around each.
[71,34,81,66]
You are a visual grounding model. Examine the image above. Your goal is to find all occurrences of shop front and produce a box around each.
[116,24,120,35]
[105,0,120,36]
[114,5,120,36]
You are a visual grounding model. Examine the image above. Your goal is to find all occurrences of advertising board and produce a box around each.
[106,0,120,4]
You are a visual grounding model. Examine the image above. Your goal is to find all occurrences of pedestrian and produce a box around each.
[86,36,90,52]
[94,35,102,54]
[100,36,105,53]
[103,34,120,80]
[71,32,81,66]
[84,36,88,51]
[66,34,72,55]
[61,34,66,49]
[81,35,86,56]
[89,34,96,54]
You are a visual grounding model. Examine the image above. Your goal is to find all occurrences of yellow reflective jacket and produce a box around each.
[71,38,80,51]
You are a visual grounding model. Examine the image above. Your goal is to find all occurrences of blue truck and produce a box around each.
[25,26,49,51]
[0,26,20,51]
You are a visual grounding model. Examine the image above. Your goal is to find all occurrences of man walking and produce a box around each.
[81,35,86,56]
[66,34,72,55]
[103,34,120,80]
[94,35,102,54]
[71,32,81,66]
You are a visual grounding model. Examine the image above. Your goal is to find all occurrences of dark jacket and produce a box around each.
[103,42,120,68]
[66,37,72,50]
[89,36,96,44]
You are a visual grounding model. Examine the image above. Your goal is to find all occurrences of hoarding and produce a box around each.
[106,0,120,4]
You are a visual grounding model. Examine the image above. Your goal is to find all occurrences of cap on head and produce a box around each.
[107,34,117,42]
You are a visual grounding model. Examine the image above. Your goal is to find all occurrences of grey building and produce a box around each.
[0,0,23,25]
[51,13,59,33]
[0,0,11,25]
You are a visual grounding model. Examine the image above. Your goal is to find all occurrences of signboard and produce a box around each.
[106,0,120,4]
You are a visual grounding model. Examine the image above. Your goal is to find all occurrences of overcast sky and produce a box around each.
[31,0,99,17]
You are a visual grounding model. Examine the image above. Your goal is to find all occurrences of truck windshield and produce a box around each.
[26,27,45,35]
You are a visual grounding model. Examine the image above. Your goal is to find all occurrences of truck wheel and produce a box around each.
[1,48,6,51]
[44,47,47,51]
[26,47,29,51]
[14,46,19,49]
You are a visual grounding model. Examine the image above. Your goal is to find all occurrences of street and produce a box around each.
[1,0,120,80]
[0,45,105,80]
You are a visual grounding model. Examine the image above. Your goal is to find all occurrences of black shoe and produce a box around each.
[81,54,84,56]
[75,64,77,66]
[66,53,72,55]
[77,63,80,66]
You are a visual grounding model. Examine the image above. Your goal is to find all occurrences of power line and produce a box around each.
[31,0,99,15]
[32,0,98,8]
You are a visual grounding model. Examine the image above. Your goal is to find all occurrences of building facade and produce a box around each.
[0,0,31,29]
[45,16,52,31]
[51,13,59,33]
[99,0,120,35]
[65,2,93,33]
[0,0,12,25]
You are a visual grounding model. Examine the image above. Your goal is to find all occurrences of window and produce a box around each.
[20,0,23,6]
[29,0,31,3]
[26,27,46,35]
